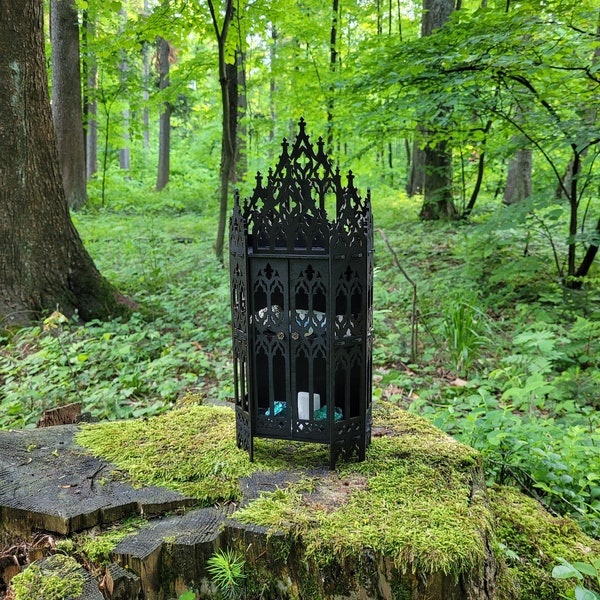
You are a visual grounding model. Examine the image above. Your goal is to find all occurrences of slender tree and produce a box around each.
[0,0,130,327]
[50,0,87,209]
[236,48,248,180]
[227,55,239,179]
[156,35,172,191]
[269,24,278,147]
[407,134,426,197]
[327,0,340,152]
[209,0,235,262]
[82,10,98,180]
[142,0,152,151]
[118,5,131,171]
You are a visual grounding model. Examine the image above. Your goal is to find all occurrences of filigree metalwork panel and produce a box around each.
[230,119,373,469]
[256,415,290,433]
[333,265,364,340]
[236,407,252,459]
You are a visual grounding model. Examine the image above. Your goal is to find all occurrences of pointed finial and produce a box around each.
[281,138,289,159]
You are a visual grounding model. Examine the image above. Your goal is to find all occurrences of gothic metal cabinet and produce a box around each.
[229,119,373,469]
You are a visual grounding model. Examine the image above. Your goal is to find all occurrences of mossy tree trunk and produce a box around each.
[0,0,131,327]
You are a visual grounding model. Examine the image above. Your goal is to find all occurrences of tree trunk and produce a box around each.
[421,0,455,36]
[503,147,532,205]
[0,0,130,327]
[236,49,247,181]
[119,6,130,172]
[407,138,426,196]
[209,0,235,263]
[120,107,131,170]
[269,24,278,149]
[327,0,339,153]
[86,65,98,180]
[142,0,151,151]
[463,149,487,217]
[227,58,238,183]
[420,141,456,219]
[156,36,171,192]
[418,0,457,219]
[82,11,98,180]
[574,214,600,281]
[142,41,151,152]
[50,0,87,210]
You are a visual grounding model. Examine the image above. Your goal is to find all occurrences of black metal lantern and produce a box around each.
[229,119,373,469]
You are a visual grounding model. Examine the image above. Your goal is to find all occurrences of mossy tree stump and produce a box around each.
[2,401,599,599]
[77,402,499,599]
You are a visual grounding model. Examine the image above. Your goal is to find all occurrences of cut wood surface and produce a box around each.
[0,425,196,542]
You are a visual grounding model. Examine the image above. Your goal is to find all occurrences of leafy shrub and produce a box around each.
[552,556,600,599]
[412,381,600,536]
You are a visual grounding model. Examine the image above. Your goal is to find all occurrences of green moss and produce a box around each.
[54,518,146,568]
[77,401,490,580]
[76,403,334,504]
[234,402,491,578]
[77,404,251,503]
[10,555,85,600]
[62,401,600,597]
[490,485,600,600]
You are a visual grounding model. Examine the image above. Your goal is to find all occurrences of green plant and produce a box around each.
[410,379,600,537]
[552,556,600,599]
[206,548,246,600]
[442,296,490,376]
[0,211,233,428]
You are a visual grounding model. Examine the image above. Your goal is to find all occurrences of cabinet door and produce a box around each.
[289,260,329,441]
[250,258,331,441]
[250,259,290,434]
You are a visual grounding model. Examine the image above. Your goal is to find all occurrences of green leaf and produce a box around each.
[572,563,598,578]
[574,586,599,600]
[552,560,583,580]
